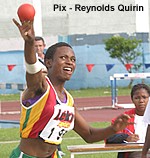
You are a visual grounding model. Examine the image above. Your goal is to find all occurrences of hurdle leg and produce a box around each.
[110,76,115,108]
[0,100,1,114]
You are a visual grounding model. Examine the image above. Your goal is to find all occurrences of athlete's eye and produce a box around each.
[60,56,66,60]
[71,57,76,62]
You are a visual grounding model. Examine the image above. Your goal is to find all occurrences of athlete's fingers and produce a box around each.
[12,18,20,28]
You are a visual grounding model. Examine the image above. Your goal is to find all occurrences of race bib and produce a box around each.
[39,104,74,144]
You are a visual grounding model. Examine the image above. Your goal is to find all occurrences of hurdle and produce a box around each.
[0,83,26,114]
[110,73,150,108]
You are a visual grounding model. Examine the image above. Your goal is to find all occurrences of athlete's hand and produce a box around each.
[12,18,35,42]
[112,114,134,132]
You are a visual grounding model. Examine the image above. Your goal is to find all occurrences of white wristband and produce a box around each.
[25,59,43,74]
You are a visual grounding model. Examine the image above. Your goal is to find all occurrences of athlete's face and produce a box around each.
[48,46,76,82]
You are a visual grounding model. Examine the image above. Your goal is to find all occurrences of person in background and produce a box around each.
[142,94,150,158]
[34,36,47,74]
[106,83,150,158]
[34,36,46,64]
[34,36,65,156]
[10,18,132,158]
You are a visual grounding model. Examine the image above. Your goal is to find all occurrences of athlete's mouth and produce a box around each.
[63,67,72,72]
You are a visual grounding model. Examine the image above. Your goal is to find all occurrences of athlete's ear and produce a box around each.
[45,59,53,69]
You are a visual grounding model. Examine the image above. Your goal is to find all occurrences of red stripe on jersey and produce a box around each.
[28,81,56,138]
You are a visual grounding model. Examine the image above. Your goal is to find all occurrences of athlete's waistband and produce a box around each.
[10,146,53,158]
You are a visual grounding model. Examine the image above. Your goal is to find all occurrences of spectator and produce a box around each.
[106,83,150,158]
[34,36,45,64]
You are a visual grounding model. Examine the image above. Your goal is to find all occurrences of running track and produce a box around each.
[0,96,133,122]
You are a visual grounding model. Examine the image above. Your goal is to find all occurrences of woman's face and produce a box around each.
[132,88,149,116]
[47,46,76,82]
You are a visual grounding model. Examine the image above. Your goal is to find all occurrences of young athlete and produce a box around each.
[34,36,65,156]
[10,18,133,158]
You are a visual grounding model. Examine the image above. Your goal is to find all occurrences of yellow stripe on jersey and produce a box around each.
[20,85,50,137]
[65,90,74,106]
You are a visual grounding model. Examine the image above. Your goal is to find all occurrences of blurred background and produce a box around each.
[1,0,150,94]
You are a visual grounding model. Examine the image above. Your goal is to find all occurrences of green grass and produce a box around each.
[0,93,20,101]
[69,87,131,98]
[0,122,118,158]
[0,87,131,101]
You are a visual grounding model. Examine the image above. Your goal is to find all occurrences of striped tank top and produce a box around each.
[20,76,75,144]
